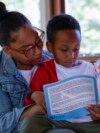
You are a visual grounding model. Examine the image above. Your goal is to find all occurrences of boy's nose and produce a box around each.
[67,51,75,58]
[72,52,75,58]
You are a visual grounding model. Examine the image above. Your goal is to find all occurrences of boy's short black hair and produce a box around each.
[46,14,81,42]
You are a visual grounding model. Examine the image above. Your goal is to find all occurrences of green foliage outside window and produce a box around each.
[66,0,100,55]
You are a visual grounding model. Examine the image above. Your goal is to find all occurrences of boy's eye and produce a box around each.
[74,49,79,52]
[61,49,68,52]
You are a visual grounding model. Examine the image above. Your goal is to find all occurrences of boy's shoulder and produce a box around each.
[78,59,94,65]
[36,59,55,73]
[40,59,55,67]
[78,59,94,70]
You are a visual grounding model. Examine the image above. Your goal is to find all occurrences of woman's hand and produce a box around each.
[87,103,100,121]
[31,91,46,113]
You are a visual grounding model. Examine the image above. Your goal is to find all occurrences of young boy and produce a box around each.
[24,14,100,133]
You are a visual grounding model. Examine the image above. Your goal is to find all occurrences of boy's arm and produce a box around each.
[24,65,48,106]
[31,91,46,112]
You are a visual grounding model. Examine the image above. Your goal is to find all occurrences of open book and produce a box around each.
[43,75,98,120]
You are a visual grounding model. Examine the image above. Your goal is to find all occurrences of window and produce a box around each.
[65,0,100,56]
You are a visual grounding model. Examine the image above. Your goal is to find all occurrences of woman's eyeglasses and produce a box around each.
[33,26,45,43]
[8,27,45,58]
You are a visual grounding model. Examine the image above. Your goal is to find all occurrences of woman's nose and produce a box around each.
[35,46,42,55]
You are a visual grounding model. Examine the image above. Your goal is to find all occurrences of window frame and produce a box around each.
[46,0,100,61]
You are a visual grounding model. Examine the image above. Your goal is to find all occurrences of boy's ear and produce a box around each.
[3,47,12,57]
[46,41,53,53]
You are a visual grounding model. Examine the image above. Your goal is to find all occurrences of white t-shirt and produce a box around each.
[56,60,94,80]
[55,60,94,123]
[19,65,38,84]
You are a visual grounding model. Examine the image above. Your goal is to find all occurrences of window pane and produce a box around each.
[65,0,100,56]
[2,0,41,27]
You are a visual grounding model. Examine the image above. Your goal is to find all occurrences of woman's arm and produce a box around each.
[0,89,45,133]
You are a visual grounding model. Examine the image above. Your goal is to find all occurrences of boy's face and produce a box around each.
[47,29,81,68]
[4,24,43,70]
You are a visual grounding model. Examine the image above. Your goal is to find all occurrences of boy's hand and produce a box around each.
[32,104,46,114]
[87,103,100,121]
[31,91,47,113]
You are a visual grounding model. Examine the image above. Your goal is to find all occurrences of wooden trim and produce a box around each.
[60,0,65,13]
[51,0,65,16]
[79,55,100,63]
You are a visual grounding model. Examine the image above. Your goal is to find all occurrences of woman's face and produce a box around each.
[4,24,43,70]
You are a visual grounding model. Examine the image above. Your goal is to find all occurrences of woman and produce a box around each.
[0,2,76,133]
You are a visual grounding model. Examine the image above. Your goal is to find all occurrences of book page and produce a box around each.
[43,75,98,120]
